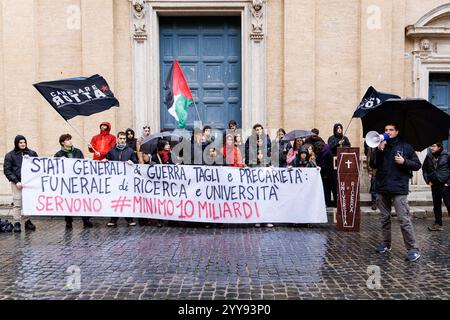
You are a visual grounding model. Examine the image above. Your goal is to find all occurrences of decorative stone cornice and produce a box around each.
[406,26,450,39]
[406,3,450,39]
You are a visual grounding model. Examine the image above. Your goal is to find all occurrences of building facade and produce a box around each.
[1,0,450,199]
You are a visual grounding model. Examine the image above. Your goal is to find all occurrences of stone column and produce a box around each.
[316,0,360,145]
[2,0,40,150]
[129,0,155,133]
[283,0,315,131]
[36,0,83,156]
[266,0,284,131]
[0,1,5,157]
[114,0,133,133]
[81,0,116,148]
[246,0,267,130]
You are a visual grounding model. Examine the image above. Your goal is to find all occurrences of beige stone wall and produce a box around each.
[265,0,449,145]
[1,0,450,199]
[2,0,448,155]
[0,0,132,159]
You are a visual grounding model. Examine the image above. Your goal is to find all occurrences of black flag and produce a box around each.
[33,74,119,120]
[353,86,400,118]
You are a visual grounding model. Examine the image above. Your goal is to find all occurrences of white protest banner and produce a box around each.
[21,157,328,224]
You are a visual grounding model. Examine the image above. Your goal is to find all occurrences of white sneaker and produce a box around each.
[265,223,274,228]
[254,223,261,228]
[128,222,136,226]
[107,222,116,227]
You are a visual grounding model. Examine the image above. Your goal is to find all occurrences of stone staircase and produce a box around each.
[333,185,446,219]
[361,185,434,206]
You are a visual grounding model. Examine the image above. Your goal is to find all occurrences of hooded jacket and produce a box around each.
[89,122,116,160]
[422,149,450,186]
[327,123,351,156]
[315,142,333,178]
[369,136,421,195]
[3,135,38,183]
[293,146,317,168]
[125,128,137,152]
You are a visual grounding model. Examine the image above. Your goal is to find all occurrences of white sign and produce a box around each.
[21,157,328,224]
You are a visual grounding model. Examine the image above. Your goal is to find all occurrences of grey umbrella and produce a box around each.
[139,131,182,155]
[282,130,316,142]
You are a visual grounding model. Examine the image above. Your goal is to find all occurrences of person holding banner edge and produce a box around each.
[3,135,37,232]
[54,134,93,229]
[369,123,421,262]
[105,131,138,227]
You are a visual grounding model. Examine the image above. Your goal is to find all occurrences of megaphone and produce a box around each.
[365,131,390,148]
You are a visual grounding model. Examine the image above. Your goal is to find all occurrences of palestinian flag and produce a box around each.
[164,60,194,128]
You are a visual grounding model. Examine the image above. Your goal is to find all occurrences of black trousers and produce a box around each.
[431,185,450,226]
[110,217,134,223]
[65,216,90,224]
[322,176,334,207]
[324,170,338,207]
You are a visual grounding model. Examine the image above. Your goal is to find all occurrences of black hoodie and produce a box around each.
[125,128,137,152]
[3,135,38,183]
[293,146,317,168]
[327,123,351,156]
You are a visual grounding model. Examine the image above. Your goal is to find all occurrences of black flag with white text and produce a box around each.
[33,74,119,120]
[353,86,400,118]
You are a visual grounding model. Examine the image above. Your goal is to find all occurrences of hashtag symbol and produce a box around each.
[110,196,131,213]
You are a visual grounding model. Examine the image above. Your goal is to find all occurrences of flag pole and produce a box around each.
[343,117,353,138]
[64,119,99,154]
[192,100,202,123]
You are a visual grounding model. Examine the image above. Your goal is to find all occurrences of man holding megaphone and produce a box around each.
[368,123,422,262]
[365,131,390,148]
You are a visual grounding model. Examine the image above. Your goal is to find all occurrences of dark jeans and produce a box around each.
[370,176,377,205]
[330,170,338,207]
[322,176,335,207]
[65,216,90,224]
[431,185,450,226]
[110,217,134,223]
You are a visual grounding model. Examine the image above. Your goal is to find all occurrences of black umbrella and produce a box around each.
[282,130,316,142]
[360,98,450,151]
[139,131,182,155]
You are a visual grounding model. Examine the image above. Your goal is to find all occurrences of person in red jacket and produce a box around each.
[88,122,116,160]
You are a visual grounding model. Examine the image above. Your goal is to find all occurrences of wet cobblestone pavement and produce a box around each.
[0,215,448,300]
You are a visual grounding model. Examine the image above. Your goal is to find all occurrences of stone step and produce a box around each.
[0,195,12,207]
[327,206,448,219]
[360,192,433,206]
